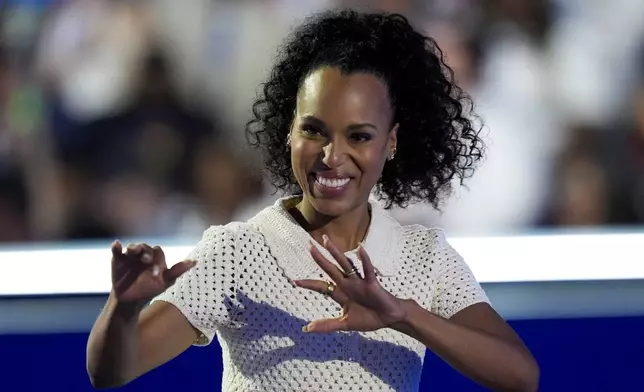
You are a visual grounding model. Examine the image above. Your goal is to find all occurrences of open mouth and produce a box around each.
[315,176,350,188]
[311,173,352,197]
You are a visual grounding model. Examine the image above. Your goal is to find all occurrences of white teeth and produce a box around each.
[316,176,350,188]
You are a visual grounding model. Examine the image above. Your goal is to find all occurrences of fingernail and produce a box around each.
[322,234,329,244]
[152,265,160,277]
[302,325,310,333]
[291,280,299,288]
[142,253,152,262]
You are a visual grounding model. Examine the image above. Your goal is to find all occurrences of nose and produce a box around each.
[321,139,347,168]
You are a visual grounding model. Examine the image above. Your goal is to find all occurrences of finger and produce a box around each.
[138,244,156,264]
[164,260,197,284]
[111,240,123,258]
[293,279,348,304]
[358,244,377,283]
[147,246,166,277]
[125,243,144,258]
[152,246,166,266]
[322,235,357,276]
[124,243,156,264]
[309,242,344,282]
[303,317,348,333]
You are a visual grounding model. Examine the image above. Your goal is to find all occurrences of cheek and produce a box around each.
[290,141,317,175]
[357,149,387,180]
[290,149,302,180]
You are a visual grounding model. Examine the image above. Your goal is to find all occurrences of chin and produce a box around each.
[308,197,355,218]
[307,188,368,219]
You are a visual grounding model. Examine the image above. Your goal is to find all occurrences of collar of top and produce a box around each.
[248,195,405,281]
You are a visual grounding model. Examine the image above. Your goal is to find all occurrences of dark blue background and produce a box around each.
[1,316,642,391]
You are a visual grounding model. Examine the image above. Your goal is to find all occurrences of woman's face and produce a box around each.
[290,67,397,217]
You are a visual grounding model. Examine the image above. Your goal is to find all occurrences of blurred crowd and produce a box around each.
[0,0,643,243]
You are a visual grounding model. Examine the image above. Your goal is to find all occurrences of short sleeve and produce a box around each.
[151,225,238,346]
[428,229,490,319]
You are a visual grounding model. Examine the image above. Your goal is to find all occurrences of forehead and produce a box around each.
[296,67,393,125]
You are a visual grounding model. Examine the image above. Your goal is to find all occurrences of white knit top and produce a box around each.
[153,196,490,392]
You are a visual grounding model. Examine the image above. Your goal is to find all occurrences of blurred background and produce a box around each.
[0,0,643,391]
[0,0,643,242]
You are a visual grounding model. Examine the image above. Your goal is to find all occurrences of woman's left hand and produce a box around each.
[293,235,408,333]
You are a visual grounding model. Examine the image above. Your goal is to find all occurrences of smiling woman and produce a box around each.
[86,9,538,392]
[246,13,484,213]
[290,69,397,221]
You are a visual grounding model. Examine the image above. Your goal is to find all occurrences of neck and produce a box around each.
[292,197,371,254]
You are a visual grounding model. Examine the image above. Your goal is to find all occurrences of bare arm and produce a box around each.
[86,294,198,389]
[86,227,236,388]
[393,301,539,392]
[85,240,200,389]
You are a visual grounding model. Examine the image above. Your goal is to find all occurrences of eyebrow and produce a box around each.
[300,115,378,131]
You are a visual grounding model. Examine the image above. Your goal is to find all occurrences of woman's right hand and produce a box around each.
[111,241,196,305]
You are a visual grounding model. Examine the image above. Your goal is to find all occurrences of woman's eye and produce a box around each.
[300,125,322,136]
[350,133,372,142]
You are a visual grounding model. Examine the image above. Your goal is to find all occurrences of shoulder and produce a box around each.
[400,223,448,244]
[397,219,450,249]
[398,223,461,266]
[373,199,449,251]
[197,198,295,253]
[371,204,459,272]
[194,221,264,253]
[202,221,264,240]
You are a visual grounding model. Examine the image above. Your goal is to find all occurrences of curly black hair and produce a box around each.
[245,9,484,209]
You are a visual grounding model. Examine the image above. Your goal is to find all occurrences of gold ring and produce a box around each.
[343,268,359,277]
[323,281,335,296]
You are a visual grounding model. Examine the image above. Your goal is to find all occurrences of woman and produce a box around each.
[86,10,539,392]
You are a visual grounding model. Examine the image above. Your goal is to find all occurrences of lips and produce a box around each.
[315,175,350,188]
[311,173,352,197]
